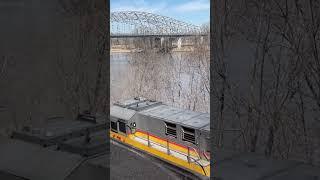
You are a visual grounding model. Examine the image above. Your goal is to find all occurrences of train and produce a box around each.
[110,97,210,177]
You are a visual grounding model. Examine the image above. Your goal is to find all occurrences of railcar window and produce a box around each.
[182,126,196,144]
[111,121,118,132]
[165,122,177,138]
[118,121,126,134]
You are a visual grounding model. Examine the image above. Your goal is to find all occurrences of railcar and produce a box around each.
[110,97,210,177]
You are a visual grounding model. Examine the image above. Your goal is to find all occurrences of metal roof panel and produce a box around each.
[181,113,210,128]
[165,110,203,124]
[138,105,186,123]
[110,105,136,120]
[0,137,83,180]
[201,124,210,131]
[139,104,210,129]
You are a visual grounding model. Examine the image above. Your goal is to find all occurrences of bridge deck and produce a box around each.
[110,34,208,38]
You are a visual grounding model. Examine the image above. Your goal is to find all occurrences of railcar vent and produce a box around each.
[111,121,118,132]
[182,126,196,144]
[118,120,126,134]
[165,122,177,138]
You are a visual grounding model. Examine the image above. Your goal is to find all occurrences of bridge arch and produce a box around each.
[110,11,200,35]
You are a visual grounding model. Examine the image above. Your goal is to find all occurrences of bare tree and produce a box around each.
[56,0,108,117]
[209,0,320,165]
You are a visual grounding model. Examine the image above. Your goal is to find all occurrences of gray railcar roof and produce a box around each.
[138,105,184,121]
[138,104,210,130]
[180,113,210,129]
[0,137,83,180]
[201,124,210,131]
[111,98,210,131]
[110,105,136,120]
[113,97,162,111]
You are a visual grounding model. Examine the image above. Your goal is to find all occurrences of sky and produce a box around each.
[110,0,210,26]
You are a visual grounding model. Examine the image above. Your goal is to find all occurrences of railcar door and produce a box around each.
[110,120,118,133]
[118,119,127,135]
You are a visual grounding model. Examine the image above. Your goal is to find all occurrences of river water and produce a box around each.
[110,51,209,113]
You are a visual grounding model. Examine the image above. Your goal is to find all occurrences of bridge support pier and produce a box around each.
[160,37,164,48]
[177,38,182,49]
[159,37,175,53]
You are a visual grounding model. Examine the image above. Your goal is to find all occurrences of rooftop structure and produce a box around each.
[0,112,108,180]
[139,104,210,130]
[113,97,210,131]
[114,97,162,111]
[11,114,107,147]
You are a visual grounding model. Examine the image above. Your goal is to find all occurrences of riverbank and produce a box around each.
[110,47,198,53]
[111,48,132,53]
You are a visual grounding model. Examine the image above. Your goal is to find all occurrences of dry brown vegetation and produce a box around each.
[56,0,109,117]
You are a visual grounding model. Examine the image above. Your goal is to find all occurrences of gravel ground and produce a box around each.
[110,141,181,180]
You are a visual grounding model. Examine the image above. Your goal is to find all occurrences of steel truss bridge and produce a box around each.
[110,11,205,38]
